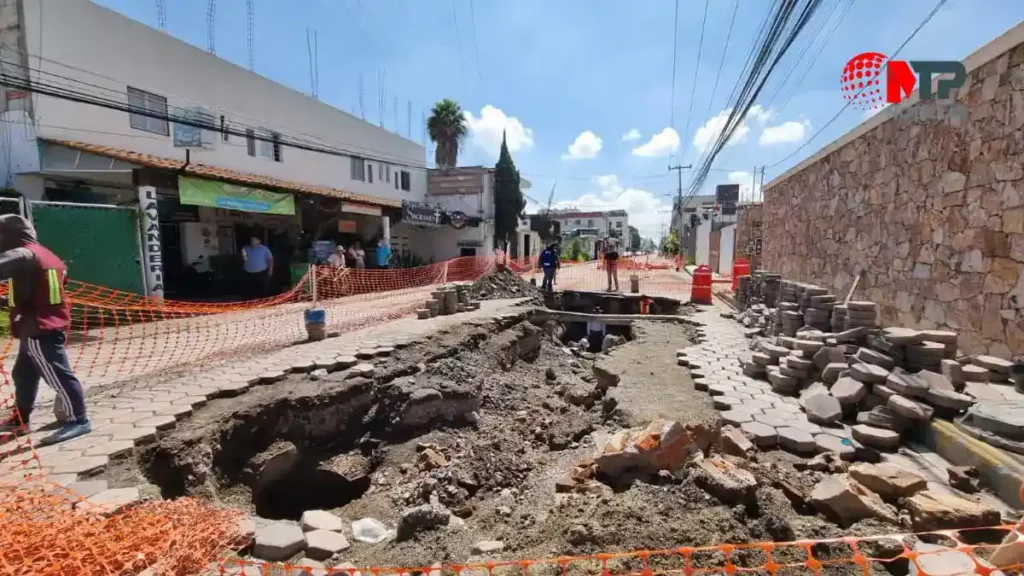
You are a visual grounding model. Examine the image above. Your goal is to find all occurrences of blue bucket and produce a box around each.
[304,308,326,325]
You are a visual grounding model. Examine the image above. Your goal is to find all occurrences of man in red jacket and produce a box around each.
[0,214,90,445]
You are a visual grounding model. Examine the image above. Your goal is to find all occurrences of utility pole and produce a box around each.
[759,166,765,203]
[750,166,757,205]
[668,163,691,271]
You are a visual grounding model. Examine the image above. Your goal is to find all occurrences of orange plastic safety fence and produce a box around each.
[201,524,1024,575]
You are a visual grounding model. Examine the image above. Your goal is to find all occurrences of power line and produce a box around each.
[468,0,484,83]
[766,0,950,170]
[759,0,843,113]
[668,0,680,131]
[676,0,710,164]
[773,0,855,114]
[701,0,739,129]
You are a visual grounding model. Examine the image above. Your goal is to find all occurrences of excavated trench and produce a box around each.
[137,310,625,522]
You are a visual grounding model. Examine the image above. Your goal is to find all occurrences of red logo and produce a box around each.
[841,52,888,110]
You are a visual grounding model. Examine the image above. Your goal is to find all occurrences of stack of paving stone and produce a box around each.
[831,304,847,332]
[762,273,781,307]
[735,275,752,309]
[843,301,879,330]
[778,302,802,336]
[779,280,799,303]
[803,290,835,331]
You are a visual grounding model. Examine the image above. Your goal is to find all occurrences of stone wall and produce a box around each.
[760,39,1024,359]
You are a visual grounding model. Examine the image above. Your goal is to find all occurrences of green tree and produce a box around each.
[493,131,525,249]
[660,229,680,255]
[628,225,642,252]
[426,99,467,168]
[562,238,584,261]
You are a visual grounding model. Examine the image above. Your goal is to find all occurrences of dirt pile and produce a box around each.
[469,267,541,301]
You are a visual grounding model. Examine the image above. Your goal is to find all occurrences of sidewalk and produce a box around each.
[0,298,526,485]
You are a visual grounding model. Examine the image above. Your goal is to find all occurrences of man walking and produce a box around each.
[242,234,273,298]
[539,242,558,293]
[0,215,91,445]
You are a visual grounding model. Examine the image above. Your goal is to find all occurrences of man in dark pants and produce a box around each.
[0,215,91,445]
[242,234,273,299]
[539,242,558,293]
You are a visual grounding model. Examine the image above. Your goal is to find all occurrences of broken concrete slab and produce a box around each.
[888,395,934,421]
[809,475,897,527]
[831,377,868,405]
[253,523,307,562]
[850,363,889,384]
[720,425,755,458]
[851,424,902,450]
[848,463,927,500]
[804,394,842,424]
[903,489,1001,531]
[594,419,701,476]
[693,456,759,505]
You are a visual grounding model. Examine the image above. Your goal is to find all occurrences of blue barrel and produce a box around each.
[304,308,326,325]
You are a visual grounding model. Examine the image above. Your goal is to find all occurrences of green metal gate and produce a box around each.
[30,201,145,294]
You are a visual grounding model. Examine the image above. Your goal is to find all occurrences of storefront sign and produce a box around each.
[138,185,164,298]
[338,220,357,233]
[173,108,216,149]
[342,202,382,217]
[402,200,442,226]
[178,176,296,215]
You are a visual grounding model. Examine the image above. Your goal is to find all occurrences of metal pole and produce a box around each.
[751,166,757,205]
[668,164,691,271]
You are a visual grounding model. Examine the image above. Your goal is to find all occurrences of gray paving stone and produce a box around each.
[850,363,889,384]
[335,355,358,369]
[68,479,108,498]
[851,424,901,450]
[84,440,135,458]
[136,414,178,431]
[259,371,287,383]
[356,348,377,359]
[804,393,842,424]
[707,383,735,396]
[79,487,141,515]
[111,411,158,425]
[814,434,856,460]
[301,510,345,532]
[253,523,308,561]
[753,413,790,428]
[108,425,158,445]
[973,355,1013,374]
[789,419,823,435]
[713,396,744,410]
[831,377,868,405]
[304,529,351,560]
[740,421,778,447]
[51,455,108,476]
[722,410,755,427]
[777,427,816,455]
[314,358,339,370]
[888,395,934,421]
[375,347,395,356]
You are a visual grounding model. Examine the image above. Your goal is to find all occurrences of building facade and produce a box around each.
[550,209,629,239]
[0,0,429,298]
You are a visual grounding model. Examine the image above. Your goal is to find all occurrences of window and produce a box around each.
[351,156,366,181]
[616,221,623,228]
[574,219,581,225]
[587,218,594,226]
[368,163,374,183]
[379,164,384,181]
[220,115,229,142]
[127,87,169,135]
[386,165,391,183]
[246,129,256,156]
[258,132,282,162]
[400,170,411,191]
[394,176,399,190]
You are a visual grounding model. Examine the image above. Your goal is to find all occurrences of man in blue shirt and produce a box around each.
[376,240,392,269]
[242,235,273,298]
[539,242,558,293]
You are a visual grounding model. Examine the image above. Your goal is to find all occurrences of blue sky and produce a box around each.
[97,0,1024,239]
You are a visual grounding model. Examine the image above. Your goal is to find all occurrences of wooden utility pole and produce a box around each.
[669,164,691,271]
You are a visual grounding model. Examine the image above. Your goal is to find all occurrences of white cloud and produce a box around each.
[693,104,772,154]
[726,170,762,203]
[463,105,535,159]
[759,119,811,145]
[621,128,642,142]
[631,127,680,157]
[562,130,603,160]
[548,175,670,239]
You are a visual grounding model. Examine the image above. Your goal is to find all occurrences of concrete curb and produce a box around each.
[918,419,1024,509]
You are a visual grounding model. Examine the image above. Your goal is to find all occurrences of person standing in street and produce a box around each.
[376,240,392,270]
[0,215,91,445]
[539,242,558,293]
[242,234,273,299]
[602,237,620,291]
[348,241,366,269]
[328,245,347,267]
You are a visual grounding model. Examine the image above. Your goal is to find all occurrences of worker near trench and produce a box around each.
[539,242,559,293]
[0,214,91,445]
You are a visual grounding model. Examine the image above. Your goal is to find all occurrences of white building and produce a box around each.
[0,0,428,298]
[550,209,629,239]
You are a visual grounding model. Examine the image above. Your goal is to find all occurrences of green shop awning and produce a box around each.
[178,176,296,215]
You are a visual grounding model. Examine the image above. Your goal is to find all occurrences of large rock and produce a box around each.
[809,475,897,526]
[888,395,934,421]
[253,523,306,561]
[831,377,868,405]
[848,463,927,499]
[594,419,701,477]
[804,394,842,424]
[851,424,902,450]
[903,489,1001,531]
[692,456,759,505]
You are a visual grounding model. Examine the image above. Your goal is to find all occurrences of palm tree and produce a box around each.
[427,99,467,168]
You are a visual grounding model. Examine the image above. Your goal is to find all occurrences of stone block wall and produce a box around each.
[760,39,1024,359]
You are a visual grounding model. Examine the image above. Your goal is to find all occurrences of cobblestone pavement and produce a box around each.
[0,298,525,487]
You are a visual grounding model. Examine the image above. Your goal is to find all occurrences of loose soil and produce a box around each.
[470,267,542,302]
[103,311,926,574]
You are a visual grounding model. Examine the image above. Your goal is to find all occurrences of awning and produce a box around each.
[41,138,403,209]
